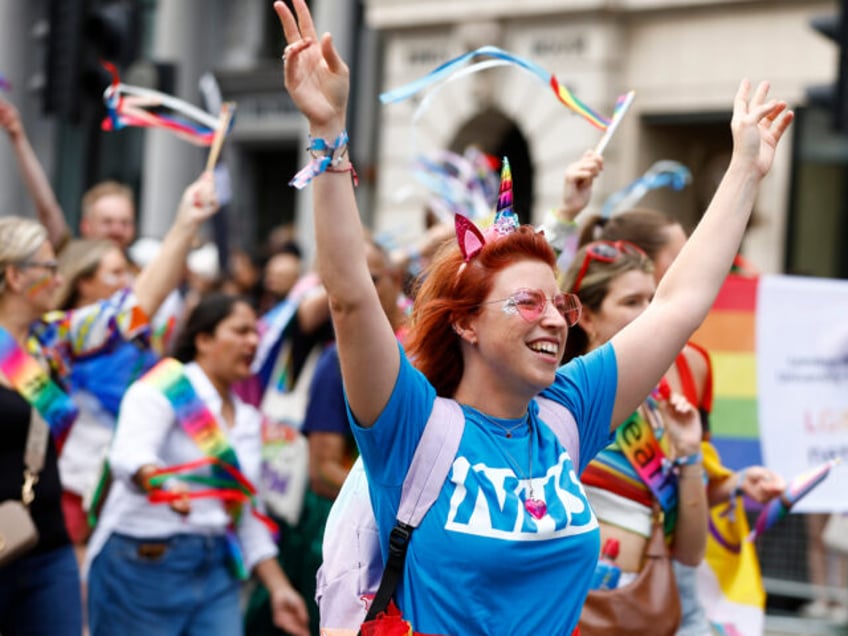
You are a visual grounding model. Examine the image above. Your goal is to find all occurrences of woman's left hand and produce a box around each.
[270,586,310,636]
[658,392,702,458]
[729,79,794,179]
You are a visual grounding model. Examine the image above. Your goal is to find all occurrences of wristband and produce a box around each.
[673,451,703,469]
[289,131,352,190]
[732,468,747,499]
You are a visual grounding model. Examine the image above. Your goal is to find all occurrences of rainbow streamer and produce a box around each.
[410,147,499,223]
[0,328,78,451]
[0,74,10,92]
[100,62,225,146]
[380,45,621,131]
[251,273,321,394]
[747,458,841,542]
[601,160,692,218]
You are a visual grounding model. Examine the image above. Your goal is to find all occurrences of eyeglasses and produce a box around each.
[481,288,582,326]
[571,240,646,293]
[16,259,59,277]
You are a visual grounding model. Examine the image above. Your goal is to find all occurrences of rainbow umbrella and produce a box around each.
[748,458,842,542]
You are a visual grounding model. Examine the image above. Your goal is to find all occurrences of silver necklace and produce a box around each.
[478,411,529,438]
[479,413,548,520]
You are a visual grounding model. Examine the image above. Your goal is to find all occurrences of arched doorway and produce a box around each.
[450,108,533,224]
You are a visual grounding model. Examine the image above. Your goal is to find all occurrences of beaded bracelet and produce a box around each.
[289,131,357,190]
[325,161,360,186]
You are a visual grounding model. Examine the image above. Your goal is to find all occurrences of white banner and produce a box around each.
[756,274,848,512]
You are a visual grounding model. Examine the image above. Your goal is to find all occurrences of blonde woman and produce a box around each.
[0,172,217,635]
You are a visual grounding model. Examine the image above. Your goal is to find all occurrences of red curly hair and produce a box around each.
[404,225,557,397]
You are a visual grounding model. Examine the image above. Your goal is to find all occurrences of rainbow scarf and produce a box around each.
[142,358,265,579]
[0,327,78,452]
[615,401,678,534]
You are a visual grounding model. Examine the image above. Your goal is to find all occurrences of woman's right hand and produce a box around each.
[274,0,349,137]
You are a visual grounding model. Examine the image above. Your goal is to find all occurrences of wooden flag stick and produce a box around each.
[205,101,235,172]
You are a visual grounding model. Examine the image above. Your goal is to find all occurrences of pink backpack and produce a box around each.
[316,395,580,631]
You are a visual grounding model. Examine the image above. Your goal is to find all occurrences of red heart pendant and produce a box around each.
[525,498,547,520]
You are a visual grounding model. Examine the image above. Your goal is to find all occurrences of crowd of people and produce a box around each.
[0,0,845,633]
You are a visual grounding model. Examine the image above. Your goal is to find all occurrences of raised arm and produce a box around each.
[541,149,603,269]
[0,97,70,249]
[132,172,218,318]
[275,0,398,427]
[608,80,793,428]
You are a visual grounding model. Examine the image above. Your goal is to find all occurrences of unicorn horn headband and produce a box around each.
[456,157,520,262]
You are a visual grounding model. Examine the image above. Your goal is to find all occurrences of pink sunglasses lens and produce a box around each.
[553,293,581,326]
[512,290,547,321]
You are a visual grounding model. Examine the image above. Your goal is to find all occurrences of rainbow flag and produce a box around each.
[691,274,761,467]
[691,274,765,635]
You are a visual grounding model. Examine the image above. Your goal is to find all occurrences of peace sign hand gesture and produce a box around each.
[274,0,349,137]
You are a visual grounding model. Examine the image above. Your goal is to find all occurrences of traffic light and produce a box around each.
[43,0,141,120]
[80,1,142,104]
[43,0,85,118]
[808,0,848,132]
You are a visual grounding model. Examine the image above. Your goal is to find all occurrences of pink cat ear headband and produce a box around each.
[455,157,526,263]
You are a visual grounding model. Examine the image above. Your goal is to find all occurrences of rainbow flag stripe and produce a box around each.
[0,328,78,450]
[691,275,761,467]
[692,275,765,635]
[549,76,611,130]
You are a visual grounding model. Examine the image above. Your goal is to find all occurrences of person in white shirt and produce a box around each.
[86,293,309,636]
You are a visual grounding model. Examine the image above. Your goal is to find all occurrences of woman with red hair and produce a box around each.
[274,1,792,632]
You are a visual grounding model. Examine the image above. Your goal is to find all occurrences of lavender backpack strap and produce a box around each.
[535,396,581,472]
[360,397,465,628]
[396,396,465,526]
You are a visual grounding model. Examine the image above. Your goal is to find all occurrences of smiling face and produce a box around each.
[195,300,259,386]
[463,259,567,397]
[579,269,655,350]
[81,193,136,250]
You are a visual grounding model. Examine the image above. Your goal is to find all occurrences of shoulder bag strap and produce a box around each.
[21,408,50,505]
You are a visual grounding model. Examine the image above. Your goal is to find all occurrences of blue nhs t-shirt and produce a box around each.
[351,342,617,635]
